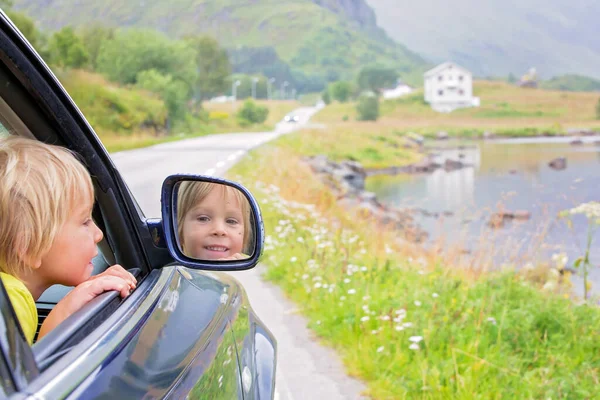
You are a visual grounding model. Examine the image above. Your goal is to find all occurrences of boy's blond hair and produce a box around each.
[0,136,94,276]
[177,181,254,255]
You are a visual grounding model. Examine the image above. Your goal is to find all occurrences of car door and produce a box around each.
[0,10,265,399]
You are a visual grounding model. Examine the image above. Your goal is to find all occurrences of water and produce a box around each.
[367,137,600,294]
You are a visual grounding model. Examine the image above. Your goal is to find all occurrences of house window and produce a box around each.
[438,75,443,81]
[438,90,444,96]
[459,89,464,95]
[459,75,464,81]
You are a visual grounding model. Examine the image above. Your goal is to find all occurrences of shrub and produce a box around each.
[236,99,269,125]
[356,91,379,121]
[322,89,331,105]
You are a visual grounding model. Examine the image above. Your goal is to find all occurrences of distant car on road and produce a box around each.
[284,114,300,123]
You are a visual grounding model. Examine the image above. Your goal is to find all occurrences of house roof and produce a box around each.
[424,62,471,77]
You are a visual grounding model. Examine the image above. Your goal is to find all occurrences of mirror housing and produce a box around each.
[161,174,264,271]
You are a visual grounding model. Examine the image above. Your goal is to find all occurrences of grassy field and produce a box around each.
[316,81,600,137]
[272,124,422,169]
[203,99,301,133]
[58,69,301,153]
[228,130,600,399]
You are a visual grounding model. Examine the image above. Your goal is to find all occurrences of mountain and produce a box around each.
[12,0,428,87]
[365,0,600,80]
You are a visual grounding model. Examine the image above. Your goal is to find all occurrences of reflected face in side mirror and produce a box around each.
[175,181,254,261]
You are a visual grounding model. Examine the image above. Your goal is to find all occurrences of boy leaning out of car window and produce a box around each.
[0,136,137,344]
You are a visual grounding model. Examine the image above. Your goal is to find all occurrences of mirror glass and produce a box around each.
[173,180,255,261]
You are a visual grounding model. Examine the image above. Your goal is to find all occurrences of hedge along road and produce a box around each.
[111,105,368,400]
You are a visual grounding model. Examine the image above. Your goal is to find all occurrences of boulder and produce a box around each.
[570,138,584,145]
[443,159,466,171]
[548,157,567,170]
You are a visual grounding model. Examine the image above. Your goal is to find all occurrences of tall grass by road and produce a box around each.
[228,130,600,399]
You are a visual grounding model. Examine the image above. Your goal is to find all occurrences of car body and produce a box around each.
[0,11,276,399]
[283,114,299,123]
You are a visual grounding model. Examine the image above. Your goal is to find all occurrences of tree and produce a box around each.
[329,81,353,103]
[136,69,189,127]
[48,26,89,68]
[356,91,379,121]
[322,89,331,105]
[185,35,230,102]
[5,10,47,54]
[97,29,197,95]
[236,99,269,126]
[80,24,114,70]
[357,66,398,94]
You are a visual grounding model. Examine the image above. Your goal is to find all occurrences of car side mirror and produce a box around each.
[161,174,264,271]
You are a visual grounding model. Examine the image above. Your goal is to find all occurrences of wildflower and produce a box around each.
[360,316,370,322]
[362,295,370,301]
[340,296,346,301]
[395,309,407,315]
[403,322,413,328]
[290,257,297,262]
[414,301,422,307]
[395,325,404,331]
[344,278,351,284]
[360,266,368,272]
[371,330,378,335]
[314,282,322,289]
[316,320,321,325]
[409,343,420,350]
[348,289,356,295]
[409,336,423,343]
[432,293,439,298]
[377,346,385,353]
[302,274,309,280]
[380,315,391,321]
[297,237,305,243]
[487,317,497,325]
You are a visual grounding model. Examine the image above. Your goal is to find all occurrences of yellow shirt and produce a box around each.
[1,272,37,344]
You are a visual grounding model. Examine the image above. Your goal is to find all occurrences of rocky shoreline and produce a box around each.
[303,155,428,242]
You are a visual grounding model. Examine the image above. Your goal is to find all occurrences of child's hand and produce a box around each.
[37,267,136,340]
[88,265,137,291]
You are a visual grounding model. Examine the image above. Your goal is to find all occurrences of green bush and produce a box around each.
[322,89,331,105]
[236,99,269,125]
[356,91,379,121]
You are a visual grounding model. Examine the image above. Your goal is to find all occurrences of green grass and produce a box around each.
[227,129,600,399]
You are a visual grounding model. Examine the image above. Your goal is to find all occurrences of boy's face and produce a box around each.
[181,186,245,260]
[38,197,103,287]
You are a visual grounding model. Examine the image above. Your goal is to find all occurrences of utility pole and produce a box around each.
[252,77,259,99]
[267,78,275,100]
[232,80,241,108]
[281,81,289,100]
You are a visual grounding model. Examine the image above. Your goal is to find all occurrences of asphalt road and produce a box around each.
[112,105,368,400]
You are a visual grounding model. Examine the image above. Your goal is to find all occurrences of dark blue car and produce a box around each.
[0,10,276,399]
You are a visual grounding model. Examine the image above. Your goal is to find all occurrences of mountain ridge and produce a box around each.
[12,0,428,87]
[365,0,600,80]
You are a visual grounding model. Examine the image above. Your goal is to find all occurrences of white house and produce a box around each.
[382,80,413,100]
[424,62,480,112]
